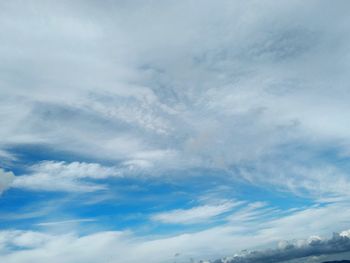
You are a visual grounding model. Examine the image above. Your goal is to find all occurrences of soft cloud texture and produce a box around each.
[1,203,350,263]
[12,161,120,192]
[1,0,350,262]
[0,168,15,194]
[151,201,239,224]
[214,231,350,263]
[0,0,348,199]
[1,200,350,263]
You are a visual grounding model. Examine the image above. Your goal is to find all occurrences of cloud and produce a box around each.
[1,223,350,263]
[0,230,52,252]
[2,1,350,262]
[12,161,120,192]
[36,218,96,227]
[0,0,350,200]
[214,231,350,263]
[0,168,15,194]
[1,200,348,263]
[227,202,278,223]
[151,201,240,224]
[237,162,350,200]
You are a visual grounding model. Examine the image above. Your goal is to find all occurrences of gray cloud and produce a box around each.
[1,0,350,204]
[2,2,350,262]
[213,232,350,263]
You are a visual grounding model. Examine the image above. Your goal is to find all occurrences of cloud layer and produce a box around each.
[1,1,350,263]
[214,231,350,263]
[1,0,350,198]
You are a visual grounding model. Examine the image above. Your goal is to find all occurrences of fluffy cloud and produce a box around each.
[0,201,349,263]
[0,168,15,194]
[0,1,348,164]
[214,232,350,263]
[0,230,52,252]
[1,218,350,263]
[2,1,350,262]
[1,0,350,199]
[12,161,120,192]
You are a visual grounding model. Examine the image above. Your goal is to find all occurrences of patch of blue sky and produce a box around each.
[0,163,315,237]
[4,144,118,169]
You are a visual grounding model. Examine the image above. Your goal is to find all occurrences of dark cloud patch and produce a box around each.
[212,233,350,263]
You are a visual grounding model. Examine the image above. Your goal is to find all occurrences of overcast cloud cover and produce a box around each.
[1,0,350,262]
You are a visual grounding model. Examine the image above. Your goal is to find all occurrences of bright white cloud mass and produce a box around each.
[12,161,121,192]
[1,0,350,262]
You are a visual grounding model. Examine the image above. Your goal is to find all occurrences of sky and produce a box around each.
[1,1,350,262]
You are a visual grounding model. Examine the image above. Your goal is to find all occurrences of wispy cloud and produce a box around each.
[1,0,350,199]
[1,205,350,263]
[151,201,241,224]
[1,0,350,262]
[11,161,120,192]
[36,218,96,227]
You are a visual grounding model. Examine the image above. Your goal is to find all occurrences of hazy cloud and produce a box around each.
[2,1,350,262]
[151,201,240,224]
[0,168,15,194]
[0,0,349,199]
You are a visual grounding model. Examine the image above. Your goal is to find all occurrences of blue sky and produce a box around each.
[1,1,350,262]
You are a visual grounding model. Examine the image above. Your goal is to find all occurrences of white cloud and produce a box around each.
[29,161,120,179]
[240,161,350,200]
[36,218,96,227]
[151,201,239,224]
[1,201,350,263]
[2,1,350,261]
[0,168,15,194]
[0,150,16,161]
[1,0,350,200]
[0,230,52,252]
[12,161,120,192]
[227,202,279,223]
[10,157,194,192]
